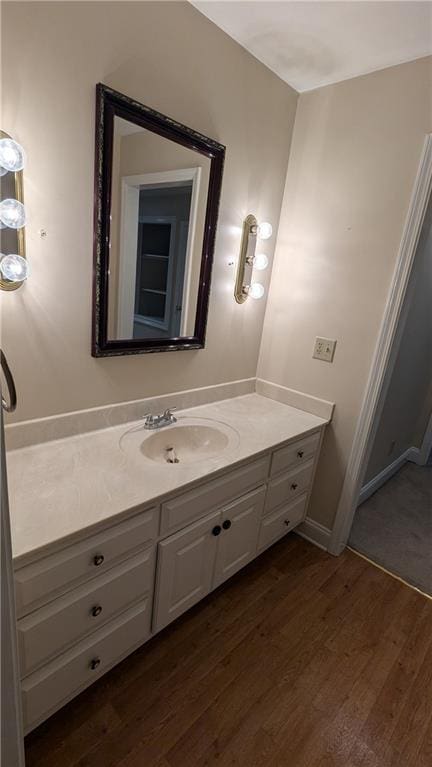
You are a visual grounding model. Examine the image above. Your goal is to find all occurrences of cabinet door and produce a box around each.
[153,510,221,633]
[213,486,265,589]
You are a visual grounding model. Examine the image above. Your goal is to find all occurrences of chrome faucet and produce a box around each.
[143,408,177,430]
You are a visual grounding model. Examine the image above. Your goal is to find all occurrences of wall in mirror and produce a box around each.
[93,85,225,356]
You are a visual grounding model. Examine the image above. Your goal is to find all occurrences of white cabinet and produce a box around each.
[160,455,269,535]
[265,461,314,514]
[17,548,155,676]
[15,507,158,616]
[21,599,152,732]
[213,486,265,588]
[16,425,324,733]
[153,510,221,632]
[270,432,320,477]
[154,486,266,631]
[258,493,308,553]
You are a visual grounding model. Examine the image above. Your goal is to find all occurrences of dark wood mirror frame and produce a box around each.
[92,83,225,357]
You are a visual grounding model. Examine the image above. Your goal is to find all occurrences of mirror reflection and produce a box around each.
[108,117,211,342]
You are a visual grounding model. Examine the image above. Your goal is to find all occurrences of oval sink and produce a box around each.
[120,417,240,465]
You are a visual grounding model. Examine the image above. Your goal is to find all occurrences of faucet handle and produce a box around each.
[163,407,177,422]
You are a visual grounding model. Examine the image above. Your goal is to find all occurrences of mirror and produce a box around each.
[92,84,225,356]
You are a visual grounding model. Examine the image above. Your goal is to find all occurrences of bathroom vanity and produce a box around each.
[6,393,329,733]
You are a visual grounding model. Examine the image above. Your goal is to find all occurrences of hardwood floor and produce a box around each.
[25,535,432,767]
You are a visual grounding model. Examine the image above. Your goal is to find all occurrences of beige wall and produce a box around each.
[365,191,432,482]
[258,56,432,529]
[1,1,297,423]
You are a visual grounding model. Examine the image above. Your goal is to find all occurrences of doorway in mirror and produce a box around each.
[115,166,201,341]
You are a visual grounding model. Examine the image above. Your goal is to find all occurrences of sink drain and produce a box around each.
[165,446,180,464]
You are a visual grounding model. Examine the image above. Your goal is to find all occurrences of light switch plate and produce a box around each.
[313,337,337,362]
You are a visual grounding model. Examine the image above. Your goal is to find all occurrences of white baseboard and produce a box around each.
[358,446,421,505]
[407,446,422,464]
[296,517,332,551]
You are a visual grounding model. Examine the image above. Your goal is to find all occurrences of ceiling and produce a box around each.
[192,1,432,92]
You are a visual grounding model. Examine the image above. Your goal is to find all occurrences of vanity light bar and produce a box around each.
[0,132,28,291]
[234,214,271,303]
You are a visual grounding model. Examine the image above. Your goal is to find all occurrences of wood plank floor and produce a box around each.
[25,535,432,767]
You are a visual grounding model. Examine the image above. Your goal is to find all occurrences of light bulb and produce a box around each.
[254,253,269,271]
[249,282,265,300]
[0,254,29,282]
[0,139,26,173]
[0,199,26,229]
[258,221,272,240]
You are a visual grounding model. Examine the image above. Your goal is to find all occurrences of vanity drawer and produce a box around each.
[22,599,151,733]
[257,494,307,553]
[15,508,158,616]
[265,461,314,514]
[270,432,320,477]
[160,456,270,535]
[17,547,155,676]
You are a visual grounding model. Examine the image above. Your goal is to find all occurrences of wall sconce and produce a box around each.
[0,132,28,291]
[234,214,271,303]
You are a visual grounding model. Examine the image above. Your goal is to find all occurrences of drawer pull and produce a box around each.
[222,520,232,530]
[93,554,105,567]
[291,483,298,491]
[91,605,103,618]
[284,519,291,526]
[212,525,222,537]
[89,657,101,671]
[297,450,304,458]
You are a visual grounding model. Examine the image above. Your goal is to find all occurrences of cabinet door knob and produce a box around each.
[91,605,103,618]
[93,554,104,567]
[297,450,304,458]
[222,520,232,530]
[212,525,222,536]
[284,519,291,526]
[89,657,101,671]
[291,483,298,490]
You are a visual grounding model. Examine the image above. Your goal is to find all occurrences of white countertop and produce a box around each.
[7,394,327,566]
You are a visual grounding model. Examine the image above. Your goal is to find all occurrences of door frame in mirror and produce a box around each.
[92,83,225,357]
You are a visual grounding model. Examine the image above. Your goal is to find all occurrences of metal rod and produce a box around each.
[0,350,17,413]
